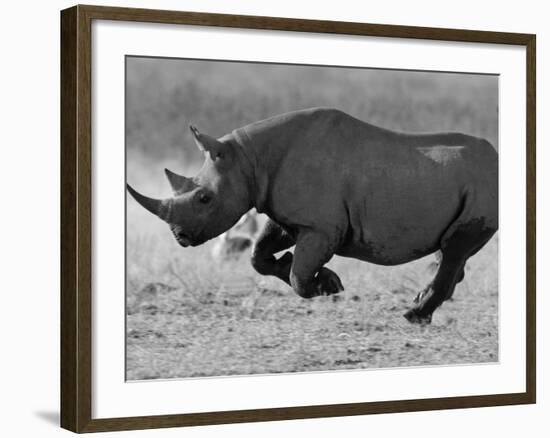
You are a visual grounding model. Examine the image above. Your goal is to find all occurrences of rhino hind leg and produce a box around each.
[413,254,464,304]
[414,234,494,304]
[405,217,496,324]
[441,235,493,302]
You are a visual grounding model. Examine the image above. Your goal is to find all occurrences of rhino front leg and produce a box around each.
[251,219,295,285]
[290,231,344,299]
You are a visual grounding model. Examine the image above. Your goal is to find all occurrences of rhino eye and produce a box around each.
[198,193,211,204]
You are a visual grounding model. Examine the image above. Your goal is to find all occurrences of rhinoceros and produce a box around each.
[127,107,498,324]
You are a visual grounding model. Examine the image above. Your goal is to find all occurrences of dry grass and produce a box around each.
[125,58,498,380]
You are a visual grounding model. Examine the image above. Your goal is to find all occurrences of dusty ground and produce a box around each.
[126,215,498,380]
[125,58,498,380]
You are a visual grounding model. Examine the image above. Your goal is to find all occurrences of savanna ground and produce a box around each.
[126,57,499,380]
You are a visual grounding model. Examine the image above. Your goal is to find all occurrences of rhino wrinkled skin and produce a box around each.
[127,108,498,324]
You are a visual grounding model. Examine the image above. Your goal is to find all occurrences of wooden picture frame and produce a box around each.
[61,4,536,433]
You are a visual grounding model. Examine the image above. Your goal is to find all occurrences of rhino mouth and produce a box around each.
[175,233,192,247]
[170,225,193,247]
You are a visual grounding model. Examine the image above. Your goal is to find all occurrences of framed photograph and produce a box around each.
[60,4,536,433]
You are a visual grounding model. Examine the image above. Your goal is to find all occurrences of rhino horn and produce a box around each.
[164,168,194,193]
[126,184,172,222]
[189,124,224,159]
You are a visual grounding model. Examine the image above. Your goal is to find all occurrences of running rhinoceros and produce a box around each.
[127,108,498,324]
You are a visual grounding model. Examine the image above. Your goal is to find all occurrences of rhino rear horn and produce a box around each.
[164,168,194,193]
[189,124,224,159]
[126,184,172,222]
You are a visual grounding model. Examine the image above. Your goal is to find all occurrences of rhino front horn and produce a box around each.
[126,184,172,222]
[164,168,194,193]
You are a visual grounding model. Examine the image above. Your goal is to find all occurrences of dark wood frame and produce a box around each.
[60,4,536,433]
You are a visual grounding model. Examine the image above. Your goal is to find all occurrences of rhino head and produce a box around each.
[127,125,252,247]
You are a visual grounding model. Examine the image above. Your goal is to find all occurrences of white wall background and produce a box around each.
[0,0,546,436]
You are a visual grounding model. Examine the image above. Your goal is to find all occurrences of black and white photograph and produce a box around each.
[125,57,499,380]
[2,0,545,434]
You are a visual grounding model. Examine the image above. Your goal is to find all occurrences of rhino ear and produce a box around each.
[189,125,225,160]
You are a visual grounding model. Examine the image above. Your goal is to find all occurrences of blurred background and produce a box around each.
[126,57,498,380]
[126,56,498,170]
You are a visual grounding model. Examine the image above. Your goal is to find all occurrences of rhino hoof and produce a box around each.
[403,308,432,325]
[316,267,344,296]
